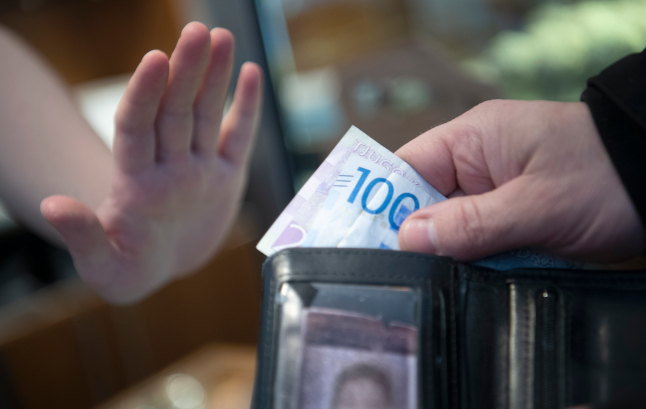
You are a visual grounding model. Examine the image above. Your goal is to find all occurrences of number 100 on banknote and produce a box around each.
[257,127,446,257]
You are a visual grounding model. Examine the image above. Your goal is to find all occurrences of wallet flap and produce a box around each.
[253,248,457,409]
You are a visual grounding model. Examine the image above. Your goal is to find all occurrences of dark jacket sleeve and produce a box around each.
[581,49,646,229]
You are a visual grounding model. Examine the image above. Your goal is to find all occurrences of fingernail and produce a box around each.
[403,218,439,253]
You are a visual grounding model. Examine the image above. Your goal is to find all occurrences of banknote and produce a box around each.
[257,126,590,271]
[257,126,445,255]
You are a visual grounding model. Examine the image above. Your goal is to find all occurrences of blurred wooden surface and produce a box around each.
[286,0,409,71]
[0,0,181,84]
[94,344,256,409]
[0,221,263,409]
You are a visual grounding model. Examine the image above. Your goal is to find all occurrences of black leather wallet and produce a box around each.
[251,248,646,409]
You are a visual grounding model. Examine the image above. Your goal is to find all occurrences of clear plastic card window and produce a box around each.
[274,282,419,409]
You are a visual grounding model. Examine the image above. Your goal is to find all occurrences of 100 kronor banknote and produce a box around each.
[257,126,445,256]
[257,127,588,271]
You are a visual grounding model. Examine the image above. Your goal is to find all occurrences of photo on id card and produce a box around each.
[274,283,419,409]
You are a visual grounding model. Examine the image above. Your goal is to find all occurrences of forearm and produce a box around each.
[0,26,113,245]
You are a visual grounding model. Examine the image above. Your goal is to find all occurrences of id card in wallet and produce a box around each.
[274,282,419,409]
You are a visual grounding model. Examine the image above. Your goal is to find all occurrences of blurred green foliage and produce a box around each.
[465,0,646,101]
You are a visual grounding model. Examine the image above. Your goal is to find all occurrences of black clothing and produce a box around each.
[581,49,646,229]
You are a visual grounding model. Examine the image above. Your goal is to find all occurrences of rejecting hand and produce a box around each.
[41,22,263,303]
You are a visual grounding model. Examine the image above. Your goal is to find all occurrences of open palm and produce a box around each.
[41,23,262,304]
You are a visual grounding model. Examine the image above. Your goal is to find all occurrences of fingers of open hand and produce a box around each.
[114,23,240,174]
[114,50,169,173]
[399,178,544,260]
[193,28,234,155]
[217,62,263,166]
[156,22,211,160]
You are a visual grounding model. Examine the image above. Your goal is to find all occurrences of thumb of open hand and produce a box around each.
[40,195,113,288]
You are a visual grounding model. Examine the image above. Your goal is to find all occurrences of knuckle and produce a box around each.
[470,99,506,115]
[467,99,505,132]
[475,98,503,110]
[451,121,482,148]
[450,103,498,147]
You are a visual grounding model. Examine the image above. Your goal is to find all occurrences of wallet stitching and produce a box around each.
[276,271,432,281]
[279,249,449,263]
[261,275,277,404]
[449,268,460,406]
[422,280,434,408]
[464,270,646,284]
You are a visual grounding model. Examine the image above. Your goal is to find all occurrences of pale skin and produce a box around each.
[0,22,263,304]
[397,100,646,263]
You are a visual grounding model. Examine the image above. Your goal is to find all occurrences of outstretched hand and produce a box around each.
[397,100,645,262]
[40,22,262,304]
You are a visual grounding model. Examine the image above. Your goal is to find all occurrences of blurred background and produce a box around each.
[0,0,644,408]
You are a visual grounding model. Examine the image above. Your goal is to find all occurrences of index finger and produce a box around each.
[114,50,169,173]
[395,102,498,196]
[217,62,263,166]
[395,121,462,196]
